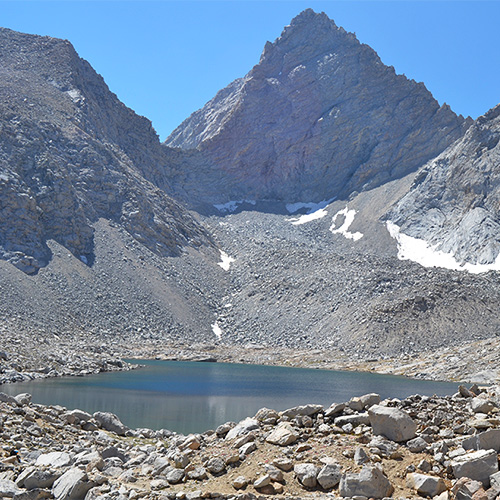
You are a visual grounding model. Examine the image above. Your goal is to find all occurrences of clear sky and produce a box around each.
[1,1,499,141]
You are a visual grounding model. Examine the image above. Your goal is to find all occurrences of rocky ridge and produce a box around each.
[2,384,500,499]
[388,103,500,266]
[165,9,470,207]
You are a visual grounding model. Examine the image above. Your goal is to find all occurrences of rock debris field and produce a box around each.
[2,383,500,499]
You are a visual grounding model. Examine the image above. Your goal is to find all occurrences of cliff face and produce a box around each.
[165,9,470,206]
[0,28,212,274]
[388,103,500,266]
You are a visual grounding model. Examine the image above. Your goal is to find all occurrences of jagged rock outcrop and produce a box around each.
[388,103,500,266]
[165,8,470,207]
[0,28,212,274]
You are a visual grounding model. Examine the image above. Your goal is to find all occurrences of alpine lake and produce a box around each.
[2,360,460,434]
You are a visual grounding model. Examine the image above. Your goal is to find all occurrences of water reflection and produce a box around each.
[2,360,459,434]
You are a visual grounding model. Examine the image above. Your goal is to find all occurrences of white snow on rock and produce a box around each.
[213,200,256,213]
[287,197,335,225]
[212,321,222,340]
[330,207,363,241]
[218,251,235,271]
[386,221,500,274]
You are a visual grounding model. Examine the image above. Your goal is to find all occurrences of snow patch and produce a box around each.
[213,200,256,213]
[218,250,235,271]
[211,321,222,340]
[286,197,335,214]
[330,207,363,241]
[386,221,500,274]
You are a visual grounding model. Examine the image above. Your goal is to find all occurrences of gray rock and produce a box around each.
[294,463,320,488]
[406,473,447,497]
[266,423,298,446]
[470,397,495,414]
[324,402,345,418]
[93,412,128,436]
[52,468,93,500]
[334,413,370,427]
[35,452,71,468]
[462,429,500,452]
[316,463,342,489]
[281,404,323,418]
[206,457,225,475]
[368,404,417,442]
[186,467,208,481]
[225,418,259,440]
[0,479,22,498]
[0,392,19,405]
[239,442,257,456]
[253,475,271,489]
[339,465,394,499]
[407,436,428,453]
[232,476,248,489]
[451,449,499,486]
[19,469,60,490]
[354,447,369,465]
[165,467,184,485]
[14,393,32,406]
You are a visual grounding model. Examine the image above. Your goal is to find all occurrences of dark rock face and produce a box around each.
[388,103,500,266]
[165,9,470,206]
[0,28,211,274]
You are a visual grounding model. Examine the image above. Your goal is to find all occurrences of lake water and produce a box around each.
[2,360,460,434]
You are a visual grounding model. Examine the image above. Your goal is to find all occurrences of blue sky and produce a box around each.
[1,1,499,140]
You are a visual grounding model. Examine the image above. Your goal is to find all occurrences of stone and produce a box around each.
[232,476,248,489]
[459,385,476,398]
[239,442,256,456]
[254,408,279,423]
[266,423,298,446]
[294,463,320,488]
[93,412,128,436]
[451,449,498,486]
[339,465,394,499]
[324,402,345,418]
[206,457,225,475]
[165,467,184,485]
[281,404,323,418]
[20,469,60,490]
[52,468,93,500]
[14,393,32,406]
[490,471,500,490]
[263,465,283,482]
[452,477,484,500]
[406,473,447,497]
[348,397,364,412]
[354,447,369,465]
[407,436,428,453]
[0,479,22,498]
[253,475,271,489]
[179,434,201,451]
[225,418,259,440]
[360,393,381,409]
[368,404,417,442]
[462,429,500,452]
[273,457,293,471]
[334,413,370,427]
[0,392,19,405]
[36,452,71,468]
[186,467,208,481]
[317,463,342,489]
[471,397,495,414]
[369,435,399,457]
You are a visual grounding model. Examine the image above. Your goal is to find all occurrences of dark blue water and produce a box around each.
[2,360,459,434]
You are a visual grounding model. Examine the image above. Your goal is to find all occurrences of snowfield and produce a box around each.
[330,207,363,241]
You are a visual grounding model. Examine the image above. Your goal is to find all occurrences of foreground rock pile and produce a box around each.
[2,384,500,499]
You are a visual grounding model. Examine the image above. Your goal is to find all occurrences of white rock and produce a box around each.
[368,404,416,442]
[451,449,498,486]
[406,472,447,497]
[339,465,394,499]
[266,423,298,446]
[294,463,320,488]
[317,463,342,489]
[0,479,22,498]
[225,418,259,440]
[281,404,323,418]
[52,468,93,500]
[462,429,500,452]
[36,452,72,468]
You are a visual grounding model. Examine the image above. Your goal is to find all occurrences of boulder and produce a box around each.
[368,404,416,442]
[92,411,128,436]
[470,397,495,414]
[14,393,32,406]
[317,463,342,489]
[206,457,225,475]
[0,479,22,498]
[407,473,447,497]
[19,468,60,490]
[294,463,320,488]
[407,436,428,453]
[324,402,345,418]
[253,475,271,489]
[360,393,381,408]
[281,404,323,418]
[165,467,184,484]
[451,449,498,486]
[266,423,298,446]
[334,413,370,427]
[451,477,484,500]
[339,465,394,499]
[225,418,259,440]
[52,468,93,500]
[462,429,500,452]
[0,392,19,405]
[36,452,71,468]
[232,476,248,489]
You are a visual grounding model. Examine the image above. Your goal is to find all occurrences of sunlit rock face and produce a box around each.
[164,8,470,206]
[388,103,500,268]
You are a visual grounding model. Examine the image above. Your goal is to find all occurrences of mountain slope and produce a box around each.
[388,103,500,268]
[165,9,470,206]
[0,27,212,274]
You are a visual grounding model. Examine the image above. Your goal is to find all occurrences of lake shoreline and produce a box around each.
[1,335,499,387]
